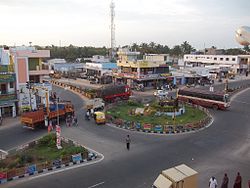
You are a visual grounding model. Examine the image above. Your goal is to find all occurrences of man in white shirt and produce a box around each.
[209,176,218,188]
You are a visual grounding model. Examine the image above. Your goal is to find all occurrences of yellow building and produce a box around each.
[114,49,170,89]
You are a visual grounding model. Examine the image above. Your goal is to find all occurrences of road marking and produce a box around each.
[87,181,105,188]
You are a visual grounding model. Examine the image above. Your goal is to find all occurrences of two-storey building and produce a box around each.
[10,46,50,112]
[114,49,170,89]
[183,54,250,74]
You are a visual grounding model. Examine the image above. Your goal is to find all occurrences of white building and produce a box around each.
[183,54,250,73]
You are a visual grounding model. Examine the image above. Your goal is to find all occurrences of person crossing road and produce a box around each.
[126,135,131,150]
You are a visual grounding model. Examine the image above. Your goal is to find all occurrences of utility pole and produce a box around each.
[110,0,116,60]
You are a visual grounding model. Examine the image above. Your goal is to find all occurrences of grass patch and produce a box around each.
[107,103,207,125]
[0,133,88,171]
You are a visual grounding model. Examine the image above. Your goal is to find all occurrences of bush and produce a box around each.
[38,133,56,147]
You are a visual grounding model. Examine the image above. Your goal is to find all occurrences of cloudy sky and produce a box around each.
[0,0,249,49]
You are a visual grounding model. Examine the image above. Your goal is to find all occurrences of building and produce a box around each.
[47,58,66,71]
[10,46,50,112]
[113,49,170,88]
[183,54,250,73]
[0,48,18,117]
[85,62,117,84]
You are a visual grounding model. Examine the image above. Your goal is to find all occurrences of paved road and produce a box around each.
[2,83,250,188]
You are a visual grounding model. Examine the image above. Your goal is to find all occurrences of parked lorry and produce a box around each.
[21,102,74,129]
[96,84,131,102]
[86,98,105,111]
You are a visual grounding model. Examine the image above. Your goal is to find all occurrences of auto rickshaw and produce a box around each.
[94,111,106,125]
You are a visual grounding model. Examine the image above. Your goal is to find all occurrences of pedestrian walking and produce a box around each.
[221,173,229,188]
[74,115,78,126]
[0,116,3,125]
[126,135,131,150]
[209,176,218,188]
[86,111,90,121]
[233,172,242,188]
[90,108,94,118]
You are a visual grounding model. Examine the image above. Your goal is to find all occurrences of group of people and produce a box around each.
[85,108,94,121]
[209,172,243,188]
[66,114,78,127]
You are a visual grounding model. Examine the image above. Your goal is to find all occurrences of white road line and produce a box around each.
[87,181,105,188]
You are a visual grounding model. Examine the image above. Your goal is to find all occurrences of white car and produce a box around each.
[154,90,168,97]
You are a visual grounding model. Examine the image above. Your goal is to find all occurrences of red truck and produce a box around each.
[96,85,131,102]
[21,102,74,129]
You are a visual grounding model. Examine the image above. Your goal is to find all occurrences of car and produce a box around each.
[154,90,168,97]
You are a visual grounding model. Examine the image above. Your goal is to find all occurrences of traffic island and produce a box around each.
[105,100,212,134]
[0,133,99,184]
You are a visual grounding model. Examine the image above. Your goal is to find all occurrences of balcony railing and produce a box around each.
[0,93,17,102]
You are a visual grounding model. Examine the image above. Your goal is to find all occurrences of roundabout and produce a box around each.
[105,99,212,134]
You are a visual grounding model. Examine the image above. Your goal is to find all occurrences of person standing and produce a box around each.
[126,135,131,150]
[233,172,242,188]
[221,173,229,188]
[209,176,218,188]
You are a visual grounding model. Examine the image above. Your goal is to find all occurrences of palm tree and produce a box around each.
[180,41,195,55]
[170,45,182,57]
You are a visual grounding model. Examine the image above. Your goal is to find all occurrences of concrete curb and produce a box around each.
[1,154,98,185]
[106,114,214,136]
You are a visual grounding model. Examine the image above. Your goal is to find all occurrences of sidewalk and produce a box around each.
[0,117,20,130]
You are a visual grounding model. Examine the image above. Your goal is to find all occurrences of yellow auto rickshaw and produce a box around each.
[94,111,106,125]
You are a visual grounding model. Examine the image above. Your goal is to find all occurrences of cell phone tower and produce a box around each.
[110,0,115,60]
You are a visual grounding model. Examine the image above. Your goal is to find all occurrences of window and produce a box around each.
[207,57,209,59]
[220,58,223,61]
[226,58,229,61]
[232,58,236,61]
[214,57,217,60]
[9,82,14,88]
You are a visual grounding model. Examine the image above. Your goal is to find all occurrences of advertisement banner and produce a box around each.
[135,122,141,130]
[52,159,61,167]
[56,125,61,149]
[143,124,152,131]
[154,125,163,132]
[25,164,37,174]
[0,172,7,180]
[72,153,82,162]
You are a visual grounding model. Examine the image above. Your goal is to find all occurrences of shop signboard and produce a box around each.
[56,125,62,149]
[0,73,15,83]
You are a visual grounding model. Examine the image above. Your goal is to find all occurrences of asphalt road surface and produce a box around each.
[2,82,250,188]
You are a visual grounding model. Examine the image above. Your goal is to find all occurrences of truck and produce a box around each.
[96,84,131,102]
[86,98,105,111]
[21,102,74,129]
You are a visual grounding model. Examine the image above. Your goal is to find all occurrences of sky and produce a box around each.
[0,0,249,50]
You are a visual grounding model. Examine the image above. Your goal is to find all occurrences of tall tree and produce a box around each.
[180,41,195,55]
[170,45,182,57]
